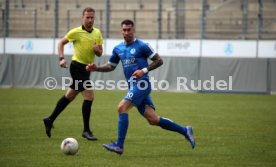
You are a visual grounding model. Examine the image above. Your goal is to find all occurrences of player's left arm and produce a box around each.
[132,53,163,78]
[147,53,163,71]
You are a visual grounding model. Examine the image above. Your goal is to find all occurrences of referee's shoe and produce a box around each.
[82,131,98,140]
[43,117,53,138]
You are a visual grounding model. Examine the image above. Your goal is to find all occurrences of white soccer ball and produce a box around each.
[60,137,79,155]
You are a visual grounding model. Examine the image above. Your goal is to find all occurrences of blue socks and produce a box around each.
[116,115,186,148]
[116,113,129,148]
[159,117,187,136]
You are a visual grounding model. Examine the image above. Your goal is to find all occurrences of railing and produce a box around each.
[1,0,276,39]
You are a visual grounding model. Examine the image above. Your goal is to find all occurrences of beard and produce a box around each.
[86,21,93,29]
[124,36,133,43]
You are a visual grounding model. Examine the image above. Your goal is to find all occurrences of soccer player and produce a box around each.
[43,7,103,140]
[86,19,195,154]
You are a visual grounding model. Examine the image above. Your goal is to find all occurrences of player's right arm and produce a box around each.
[86,46,119,72]
[86,63,116,72]
[58,37,69,68]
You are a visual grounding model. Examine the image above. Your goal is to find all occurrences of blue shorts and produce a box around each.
[123,80,155,115]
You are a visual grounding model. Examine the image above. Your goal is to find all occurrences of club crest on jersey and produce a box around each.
[130,48,136,54]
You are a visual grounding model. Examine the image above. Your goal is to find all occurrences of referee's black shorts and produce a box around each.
[69,60,92,92]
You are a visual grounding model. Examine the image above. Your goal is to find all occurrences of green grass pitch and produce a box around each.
[0,88,276,167]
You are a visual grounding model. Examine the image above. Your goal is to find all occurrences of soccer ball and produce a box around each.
[60,137,79,155]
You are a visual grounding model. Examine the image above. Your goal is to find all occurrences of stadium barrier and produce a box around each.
[0,38,276,94]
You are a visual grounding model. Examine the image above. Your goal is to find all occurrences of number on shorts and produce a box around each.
[126,92,133,99]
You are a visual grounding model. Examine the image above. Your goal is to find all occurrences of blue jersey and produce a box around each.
[108,39,156,83]
[109,38,156,115]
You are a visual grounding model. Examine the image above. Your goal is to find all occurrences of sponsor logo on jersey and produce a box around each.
[122,57,136,65]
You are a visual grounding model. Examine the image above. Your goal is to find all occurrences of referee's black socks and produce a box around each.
[49,95,71,122]
[82,100,93,132]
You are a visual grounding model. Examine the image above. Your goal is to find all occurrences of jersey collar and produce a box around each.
[125,38,136,45]
[82,25,93,33]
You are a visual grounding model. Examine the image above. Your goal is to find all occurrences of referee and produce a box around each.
[43,7,103,140]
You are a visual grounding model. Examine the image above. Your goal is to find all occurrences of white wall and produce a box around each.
[1,38,275,58]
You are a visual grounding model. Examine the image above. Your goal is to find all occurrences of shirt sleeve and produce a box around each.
[65,28,77,42]
[141,43,156,59]
[108,48,120,66]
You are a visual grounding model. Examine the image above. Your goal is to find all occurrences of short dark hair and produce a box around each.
[121,19,134,27]
[82,7,95,16]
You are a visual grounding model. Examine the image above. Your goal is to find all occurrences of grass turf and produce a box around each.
[0,88,276,167]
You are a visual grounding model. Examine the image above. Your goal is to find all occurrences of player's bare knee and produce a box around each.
[117,104,125,113]
[147,117,159,126]
[118,104,130,114]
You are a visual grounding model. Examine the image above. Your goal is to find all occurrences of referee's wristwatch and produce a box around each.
[59,57,65,61]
